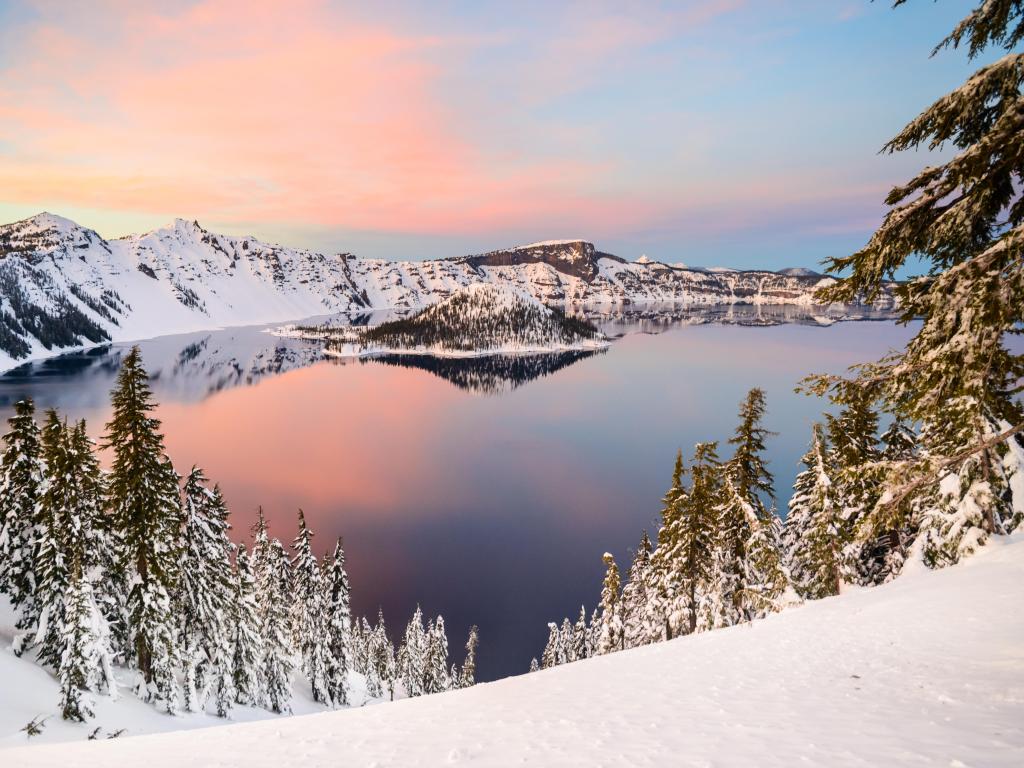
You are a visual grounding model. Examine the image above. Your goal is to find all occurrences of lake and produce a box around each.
[0,305,912,681]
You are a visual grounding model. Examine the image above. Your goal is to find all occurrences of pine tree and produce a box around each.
[398,606,426,697]
[231,543,264,707]
[785,425,843,599]
[460,625,479,688]
[177,467,235,715]
[540,622,559,669]
[289,511,319,673]
[620,532,655,648]
[528,657,540,673]
[648,450,687,641]
[727,388,776,520]
[807,1,1024,568]
[571,605,590,661]
[596,553,623,654]
[323,539,352,707]
[369,610,396,700]
[103,347,181,709]
[0,399,44,624]
[57,552,116,722]
[559,617,575,663]
[423,616,450,694]
[251,513,294,714]
[659,442,722,636]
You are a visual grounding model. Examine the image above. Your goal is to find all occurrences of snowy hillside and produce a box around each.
[0,213,890,372]
[7,533,1022,766]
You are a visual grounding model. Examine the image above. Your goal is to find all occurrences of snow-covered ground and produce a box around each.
[6,534,1023,766]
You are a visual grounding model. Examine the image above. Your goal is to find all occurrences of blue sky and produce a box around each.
[0,0,991,269]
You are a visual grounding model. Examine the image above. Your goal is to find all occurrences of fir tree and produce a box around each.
[807,0,1024,568]
[231,543,264,707]
[559,617,576,663]
[648,450,687,641]
[785,425,843,599]
[103,347,181,709]
[322,538,352,707]
[726,388,776,520]
[369,610,396,701]
[289,510,320,675]
[252,513,294,714]
[57,552,116,722]
[398,606,426,697]
[540,622,559,670]
[571,606,590,661]
[0,399,44,622]
[596,553,623,654]
[177,467,235,715]
[528,657,540,673]
[621,531,655,648]
[460,625,479,688]
[423,616,450,694]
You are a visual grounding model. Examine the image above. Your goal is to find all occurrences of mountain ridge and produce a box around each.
[0,212,892,371]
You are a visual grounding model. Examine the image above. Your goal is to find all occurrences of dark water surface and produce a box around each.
[0,305,912,681]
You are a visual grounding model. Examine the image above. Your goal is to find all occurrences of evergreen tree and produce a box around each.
[559,617,575,663]
[289,510,320,675]
[103,347,181,709]
[726,388,776,520]
[231,543,264,708]
[528,657,540,673]
[658,442,722,636]
[57,552,116,722]
[322,539,352,707]
[596,553,623,654]
[571,605,590,661]
[177,467,235,715]
[0,399,44,622]
[540,622,559,670]
[251,514,294,714]
[369,610,396,701]
[785,425,843,599]
[621,531,655,648]
[807,0,1024,568]
[398,606,426,697]
[423,616,450,694]
[460,625,479,688]
[648,450,687,641]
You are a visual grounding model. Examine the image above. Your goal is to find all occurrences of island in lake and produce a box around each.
[275,284,610,358]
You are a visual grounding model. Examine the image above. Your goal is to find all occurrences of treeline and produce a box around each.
[536,387,1024,669]
[0,347,477,725]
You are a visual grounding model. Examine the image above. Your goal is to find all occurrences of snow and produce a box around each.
[5,533,1024,766]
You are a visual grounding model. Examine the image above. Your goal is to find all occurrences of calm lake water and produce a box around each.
[0,305,912,681]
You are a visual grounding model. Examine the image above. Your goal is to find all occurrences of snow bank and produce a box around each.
[7,534,1024,766]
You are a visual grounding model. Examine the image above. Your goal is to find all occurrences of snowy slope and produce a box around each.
[7,534,1023,766]
[0,213,891,372]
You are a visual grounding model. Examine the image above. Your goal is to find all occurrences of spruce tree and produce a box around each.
[398,605,426,697]
[807,0,1024,568]
[559,617,576,663]
[571,606,590,661]
[289,510,320,676]
[323,538,352,707]
[540,622,559,669]
[0,399,44,622]
[423,616,450,694]
[177,467,235,715]
[460,625,479,688]
[369,610,396,701]
[231,543,264,707]
[529,657,540,673]
[726,388,776,520]
[103,347,181,709]
[785,425,843,599]
[596,553,624,654]
[251,511,294,713]
[621,531,654,649]
[648,450,687,641]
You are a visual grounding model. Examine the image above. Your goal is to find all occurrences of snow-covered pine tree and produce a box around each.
[726,388,776,520]
[571,606,590,661]
[0,399,44,624]
[659,442,722,637]
[289,511,320,674]
[621,531,655,648]
[103,347,181,710]
[422,616,450,694]
[370,610,396,700]
[559,617,576,663]
[322,538,352,707]
[256,534,294,714]
[177,467,235,715]
[785,424,843,599]
[647,450,687,641]
[808,0,1024,568]
[596,553,624,654]
[231,543,264,707]
[528,657,540,673]
[57,551,116,722]
[398,605,426,697]
[540,622,559,670]
[460,625,479,688]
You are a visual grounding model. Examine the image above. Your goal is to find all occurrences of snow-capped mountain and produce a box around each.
[0,213,891,371]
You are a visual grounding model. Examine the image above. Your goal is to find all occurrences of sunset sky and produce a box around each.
[0,0,986,268]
